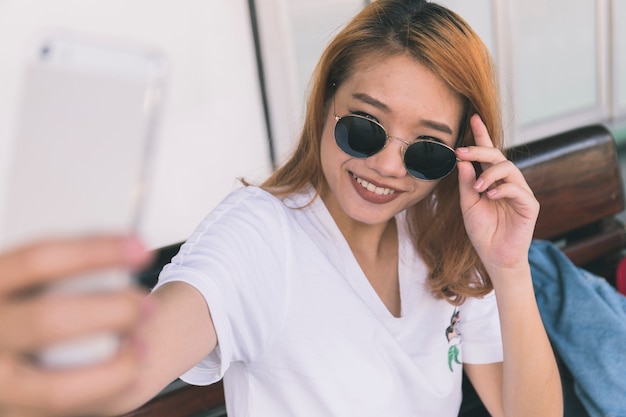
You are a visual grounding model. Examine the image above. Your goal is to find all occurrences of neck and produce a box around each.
[321,192,396,259]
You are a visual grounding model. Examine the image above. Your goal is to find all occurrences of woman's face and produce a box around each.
[320,54,464,227]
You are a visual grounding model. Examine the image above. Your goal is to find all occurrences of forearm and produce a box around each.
[490,265,563,417]
[62,282,218,417]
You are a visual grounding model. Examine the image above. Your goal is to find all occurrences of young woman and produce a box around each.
[0,1,562,416]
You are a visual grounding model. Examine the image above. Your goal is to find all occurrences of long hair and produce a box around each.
[262,0,502,304]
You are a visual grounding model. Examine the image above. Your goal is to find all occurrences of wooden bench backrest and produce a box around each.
[509,125,625,267]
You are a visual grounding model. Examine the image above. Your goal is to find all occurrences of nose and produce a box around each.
[365,136,408,178]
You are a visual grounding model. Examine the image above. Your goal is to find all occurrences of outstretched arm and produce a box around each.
[455,114,563,417]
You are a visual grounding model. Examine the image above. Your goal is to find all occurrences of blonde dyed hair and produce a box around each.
[261,0,502,304]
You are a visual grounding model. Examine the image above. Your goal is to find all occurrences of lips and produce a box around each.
[348,172,402,205]
[352,173,396,195]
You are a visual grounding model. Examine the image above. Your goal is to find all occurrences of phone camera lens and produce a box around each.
[40,44,51,59]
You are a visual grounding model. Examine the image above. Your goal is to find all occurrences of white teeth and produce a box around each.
[353,174,395,195]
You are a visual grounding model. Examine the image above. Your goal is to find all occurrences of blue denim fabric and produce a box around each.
[529,240,626,417]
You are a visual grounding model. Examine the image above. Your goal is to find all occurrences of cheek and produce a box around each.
[320,122,346,178]
[405,181,440,206]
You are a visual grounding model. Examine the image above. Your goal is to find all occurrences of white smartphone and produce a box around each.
[0,31,167,368]
[1,32,166,248]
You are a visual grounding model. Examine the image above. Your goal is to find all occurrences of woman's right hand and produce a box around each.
[0,235,152,417]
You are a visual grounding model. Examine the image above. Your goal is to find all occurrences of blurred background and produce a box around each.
[0,0,624,250]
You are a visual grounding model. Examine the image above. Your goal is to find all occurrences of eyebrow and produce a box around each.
[352,92,454,135]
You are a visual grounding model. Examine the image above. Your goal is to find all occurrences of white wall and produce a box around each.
[254,0,364,165]
[0,0,272,249]
[615,0,626,114]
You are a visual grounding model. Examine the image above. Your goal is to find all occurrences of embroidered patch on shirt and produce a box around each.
[445,308,462,372]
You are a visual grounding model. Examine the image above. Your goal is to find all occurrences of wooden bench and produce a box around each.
[123,123,625,417]
[509,124,625,282]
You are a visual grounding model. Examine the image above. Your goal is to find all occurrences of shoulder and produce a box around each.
[215,185,282,212]
[163,187,298,283]
[178,185,317,255]
[200,185,292,227]
[214,185,316,214]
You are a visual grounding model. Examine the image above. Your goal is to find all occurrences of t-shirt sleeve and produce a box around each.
[153,187,290,385]
[460,291,503,364]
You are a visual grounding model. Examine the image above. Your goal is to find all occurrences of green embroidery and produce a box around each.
[446,308,462,372]
[448,344,461,372]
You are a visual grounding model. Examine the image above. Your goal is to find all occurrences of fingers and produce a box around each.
[469,113,495,148]
[0,289,149,352]
[456,114,532,195]
[473,159,531,196]
[0,235,152,295]
[0,235,155,416]
[0,341,143,414]
[456,147,526,196]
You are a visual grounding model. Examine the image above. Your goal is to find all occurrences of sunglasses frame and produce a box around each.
[332,100,462,181]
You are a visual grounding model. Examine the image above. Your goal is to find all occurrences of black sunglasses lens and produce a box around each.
[334,116,386,158]
[404,141,457,180]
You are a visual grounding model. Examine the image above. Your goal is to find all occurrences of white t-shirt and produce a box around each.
[155,185,502,416]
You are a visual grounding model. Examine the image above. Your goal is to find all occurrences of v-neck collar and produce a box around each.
[295,187,409,323]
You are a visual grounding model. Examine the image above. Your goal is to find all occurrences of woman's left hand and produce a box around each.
[456,114,539,272]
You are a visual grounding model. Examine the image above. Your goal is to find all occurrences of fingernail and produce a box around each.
[487,188,498,197]
[456,147,469,153]
[473,179,484,190]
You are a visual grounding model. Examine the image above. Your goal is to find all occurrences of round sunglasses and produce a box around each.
[333,113,459,181]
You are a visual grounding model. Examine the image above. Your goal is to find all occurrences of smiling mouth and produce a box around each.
[351,173,396,195]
